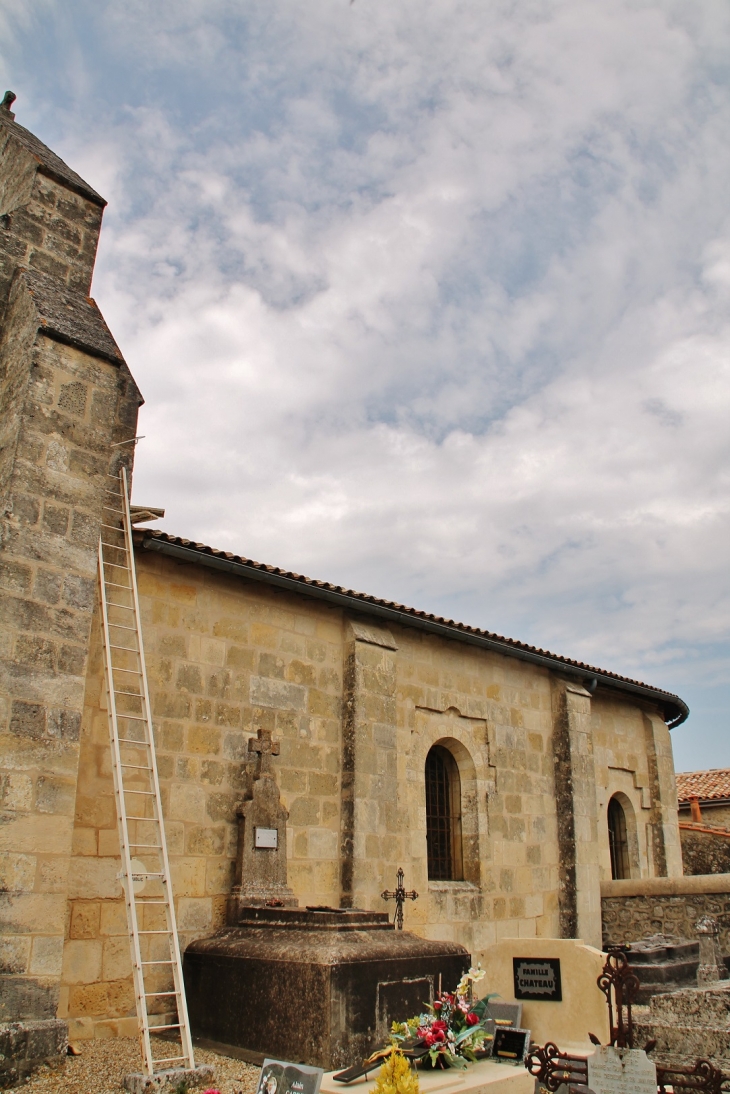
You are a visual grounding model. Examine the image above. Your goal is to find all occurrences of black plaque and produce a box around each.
[257,1059,324,1094]
[512,957,562,1001]
[492,1026,531,1065]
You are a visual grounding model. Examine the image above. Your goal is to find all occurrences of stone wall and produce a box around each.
[0,98,141,1056]
[601,876,730,957]
[680,827,730,876]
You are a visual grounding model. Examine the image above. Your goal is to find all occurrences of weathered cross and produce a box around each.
[381,867,418,930]
[248,726,280,777]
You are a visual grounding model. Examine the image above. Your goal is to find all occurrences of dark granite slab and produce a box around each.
[183,907,469,1070]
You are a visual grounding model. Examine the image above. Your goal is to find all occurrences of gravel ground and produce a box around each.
[11,1038,261,1094]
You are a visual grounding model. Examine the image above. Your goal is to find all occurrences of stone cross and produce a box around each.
[696,915,725,986]
[381,867,418,930]
[248,726,280,778]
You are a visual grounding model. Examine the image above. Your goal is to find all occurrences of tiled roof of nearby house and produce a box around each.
[676,770,730,804]
[135,528,689,727]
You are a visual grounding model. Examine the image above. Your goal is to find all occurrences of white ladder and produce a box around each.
[98,466,195,1076]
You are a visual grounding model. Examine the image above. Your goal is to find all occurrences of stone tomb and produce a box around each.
[479,938,610,1052]
[319,1056,533,1094]
[184,729,468,1069]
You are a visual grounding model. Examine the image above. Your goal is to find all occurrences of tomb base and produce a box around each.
[319,1056,533,1094]
[183,907,469,1070]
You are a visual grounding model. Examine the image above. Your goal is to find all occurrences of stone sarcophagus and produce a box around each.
[184,906,469,1069]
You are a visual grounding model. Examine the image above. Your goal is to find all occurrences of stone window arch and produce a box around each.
[607,794,633,880]
[425,744,463,880]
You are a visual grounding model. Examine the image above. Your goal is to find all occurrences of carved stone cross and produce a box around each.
[381,867,418,930]
[248,726,280,778]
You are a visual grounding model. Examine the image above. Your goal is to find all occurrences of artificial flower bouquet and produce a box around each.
[391,965,496,1070]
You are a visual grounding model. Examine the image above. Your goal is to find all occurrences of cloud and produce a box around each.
[3,0,730,767]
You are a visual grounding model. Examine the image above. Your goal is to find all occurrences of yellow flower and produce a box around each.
[374,1050,420,1094]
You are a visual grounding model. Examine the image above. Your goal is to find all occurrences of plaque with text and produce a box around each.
[257,1059,324,1094]
[587,1046,656,1094]
[255,826,279,849]
[492,1026,531,1065]
[513,957,562,1001]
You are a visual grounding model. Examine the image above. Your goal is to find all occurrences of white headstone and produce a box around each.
[587,1046,656,1094]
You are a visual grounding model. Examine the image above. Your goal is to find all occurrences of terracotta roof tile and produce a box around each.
[676,770,730,803]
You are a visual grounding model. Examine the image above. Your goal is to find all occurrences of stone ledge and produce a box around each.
[123,1064,215,1094]
[0,1019,67,1090]
[601,875,730,898]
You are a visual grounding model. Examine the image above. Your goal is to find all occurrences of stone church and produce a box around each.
[0,95,688,1051]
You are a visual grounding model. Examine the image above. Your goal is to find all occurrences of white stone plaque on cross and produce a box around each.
[587,1046,656,1094]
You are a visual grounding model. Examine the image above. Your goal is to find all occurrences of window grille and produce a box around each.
[425,746,462,881]
[607,796,631,880]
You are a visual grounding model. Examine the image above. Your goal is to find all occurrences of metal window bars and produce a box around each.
[98,466,194,1076]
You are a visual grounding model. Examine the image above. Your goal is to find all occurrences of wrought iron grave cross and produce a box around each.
[381,867,418,930]
[248,726,280,777]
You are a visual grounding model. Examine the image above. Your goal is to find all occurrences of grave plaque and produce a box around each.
[255,826,279,849]
[587,1046,656,1094]
[513,957,562,1001]
[492,1026,531,1065]
[257,1059,324,1094]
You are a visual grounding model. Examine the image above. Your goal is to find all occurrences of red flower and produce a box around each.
[432,1021,447,1032]
[433,1000,443,1010]
[465,1012,479,1026]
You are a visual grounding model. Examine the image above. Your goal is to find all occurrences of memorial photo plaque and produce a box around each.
[492,1026,531,1065]
[513,957,562,1001]
[587,1046,656,1094]
[257,1058,324,1094]
[255,826,279,849]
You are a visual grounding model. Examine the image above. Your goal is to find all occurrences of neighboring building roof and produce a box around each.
[676,770,730,804]
[0,98,106,206]
[21,267,125,365]
[136,528,689,728]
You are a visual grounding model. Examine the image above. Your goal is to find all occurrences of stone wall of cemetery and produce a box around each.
[602,875,730,956]
[60,541,682,1038]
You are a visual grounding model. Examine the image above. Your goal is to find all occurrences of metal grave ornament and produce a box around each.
[381,867,418,930]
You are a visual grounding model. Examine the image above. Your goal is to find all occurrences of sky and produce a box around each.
[2,0,729,771]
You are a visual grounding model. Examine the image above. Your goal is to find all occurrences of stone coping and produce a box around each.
[601,875,730,898]
[320,1058,533,1094]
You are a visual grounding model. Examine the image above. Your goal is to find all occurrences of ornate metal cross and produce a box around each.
[248,726,280,778]
[381,867,418,930]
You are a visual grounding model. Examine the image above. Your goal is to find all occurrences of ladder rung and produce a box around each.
[114,689,144,697]
[112,668,143,675]
[100,523,124,532]
[136,900,167,905]
[110,643,139,652]
[105,581,133,590]
[152,1057,188,1065]
[118,738,148,745]
[121,763,152,771]
[109,623,137,632]
[141,959,174,965]
[103,505,124,514]
[106,600,134,609]
[126,815,155,821]
[117,714,146,721]
[138,930,171,935]
[149,1024,182,1032]
[104,561,130,571]
[145,990,180,996]
[101,541,127,551]
[132,871,165,878]
[125,790,155,796]
[128,842,162,848]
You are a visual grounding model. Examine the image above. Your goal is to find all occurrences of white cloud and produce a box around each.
[4,0,730,765]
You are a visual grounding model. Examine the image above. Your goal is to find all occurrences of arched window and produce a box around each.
[425,745,463,880]
[607,796,631,880]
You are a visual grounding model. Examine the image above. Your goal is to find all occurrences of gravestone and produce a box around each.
[183,729,469,1069]
[586,1046,656,1094]
[696,915,725,986]
[479,938,610,1050]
